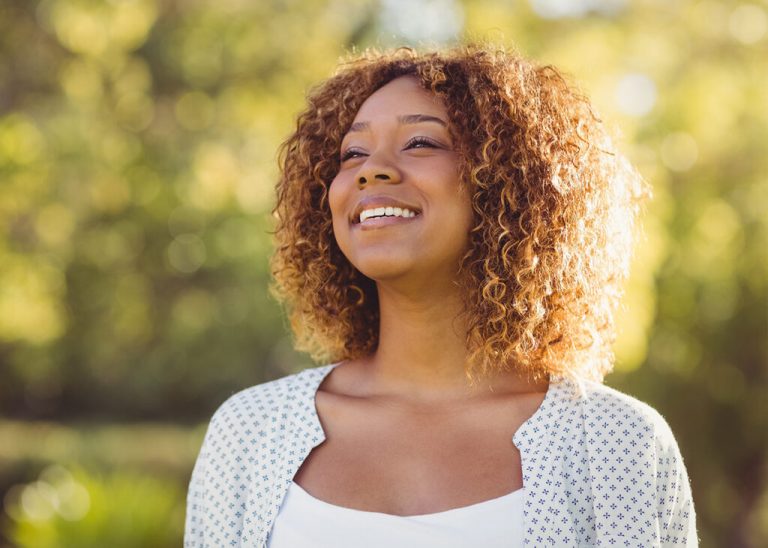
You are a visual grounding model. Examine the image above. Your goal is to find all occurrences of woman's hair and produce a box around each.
[270,44,649,385]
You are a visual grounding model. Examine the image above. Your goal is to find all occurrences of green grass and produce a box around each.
[0,420,206,548]
[0,420,205,472]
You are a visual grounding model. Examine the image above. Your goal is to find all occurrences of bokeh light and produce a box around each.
[728,3,768,45]
[614,73,657,116]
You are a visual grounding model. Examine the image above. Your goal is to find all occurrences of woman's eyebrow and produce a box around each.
[399,114,447,126]
[347,114,447,133]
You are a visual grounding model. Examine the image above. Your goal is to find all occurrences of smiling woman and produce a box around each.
[330,77,473,287]
[184,45,699,547]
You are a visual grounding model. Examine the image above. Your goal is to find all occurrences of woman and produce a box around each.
[185,45,698,547]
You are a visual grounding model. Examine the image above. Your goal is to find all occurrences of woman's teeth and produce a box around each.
[359,207,417,223]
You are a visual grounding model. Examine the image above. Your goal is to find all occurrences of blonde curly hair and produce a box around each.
[270,44,649,385]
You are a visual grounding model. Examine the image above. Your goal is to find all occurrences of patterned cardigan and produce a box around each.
[184,363,698,547]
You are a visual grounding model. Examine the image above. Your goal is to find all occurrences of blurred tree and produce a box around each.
[0,0,372,421]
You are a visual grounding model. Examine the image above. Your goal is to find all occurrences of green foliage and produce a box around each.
[5,465,183,548]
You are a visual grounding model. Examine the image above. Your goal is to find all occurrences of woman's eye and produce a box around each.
[404,137,440,150]
[340,148,366,161]
[340,138,442,161]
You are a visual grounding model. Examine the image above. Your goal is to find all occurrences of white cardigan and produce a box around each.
[184,363,698,547]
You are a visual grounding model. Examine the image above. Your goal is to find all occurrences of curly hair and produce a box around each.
[270,44,649,385]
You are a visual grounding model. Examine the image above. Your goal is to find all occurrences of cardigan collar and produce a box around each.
[291,362,574,452]
[264,363,578,547]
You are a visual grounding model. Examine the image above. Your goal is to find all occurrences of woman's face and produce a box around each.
[329,76,473,285]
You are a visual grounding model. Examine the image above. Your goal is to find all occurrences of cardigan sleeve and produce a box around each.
[184,407,224,548]
[184,397,251,548]
[654,420,699,547]
[184,422,209,547]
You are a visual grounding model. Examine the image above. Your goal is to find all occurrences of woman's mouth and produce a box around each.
[353,207,421,229]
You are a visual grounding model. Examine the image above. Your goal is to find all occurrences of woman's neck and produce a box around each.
[350,279,545,404]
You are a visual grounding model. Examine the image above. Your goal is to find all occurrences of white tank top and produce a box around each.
[267,480,525,547]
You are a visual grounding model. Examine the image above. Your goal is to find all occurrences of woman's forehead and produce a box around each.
[352,76,448,123]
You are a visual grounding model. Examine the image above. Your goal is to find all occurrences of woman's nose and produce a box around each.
[356,156,401,188]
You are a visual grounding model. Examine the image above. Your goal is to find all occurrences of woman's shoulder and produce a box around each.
[560,379,698,544]
[563,377,682,451]
[206,363,337,424]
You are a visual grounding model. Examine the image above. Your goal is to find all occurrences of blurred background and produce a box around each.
[0,0,765,546]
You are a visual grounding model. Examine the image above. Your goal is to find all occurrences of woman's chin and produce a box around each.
[355,260,413,282]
